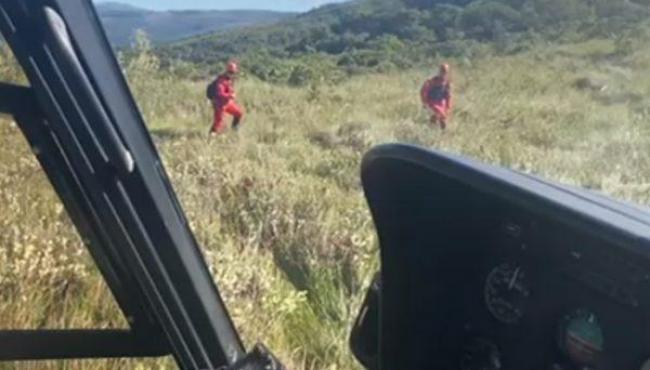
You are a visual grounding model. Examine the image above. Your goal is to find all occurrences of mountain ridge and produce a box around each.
[95,1,295,46]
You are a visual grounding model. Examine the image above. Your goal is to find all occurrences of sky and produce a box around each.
[96,0,348,12]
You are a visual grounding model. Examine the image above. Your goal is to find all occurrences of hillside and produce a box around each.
[157,0,650,81]
[95,2,295,46]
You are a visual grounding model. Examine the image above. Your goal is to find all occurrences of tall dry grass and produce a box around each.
[0,33,649,369]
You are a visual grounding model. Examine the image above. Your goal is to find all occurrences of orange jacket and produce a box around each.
[421,76,452,110]
[214,74,236,105]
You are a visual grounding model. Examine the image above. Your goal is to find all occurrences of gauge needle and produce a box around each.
[509,267,520,290]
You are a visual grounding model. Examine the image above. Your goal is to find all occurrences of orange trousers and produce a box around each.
[427,100,449,121]
[211,100,243,133]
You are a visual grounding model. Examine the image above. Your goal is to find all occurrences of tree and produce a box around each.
[422,4,463,40]
[402,0,474,8]
[533,0,593,24]
[459,1,526,39]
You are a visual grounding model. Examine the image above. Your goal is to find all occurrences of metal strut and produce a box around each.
[0,1,285,368]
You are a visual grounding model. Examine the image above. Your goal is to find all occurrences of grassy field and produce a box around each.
[0,34,649,369]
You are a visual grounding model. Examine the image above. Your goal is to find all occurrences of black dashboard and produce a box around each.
[357,144,650,370]
[454,212,650,370]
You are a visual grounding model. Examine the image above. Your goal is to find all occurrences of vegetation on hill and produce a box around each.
[1,15,650,368]
[157,0,650,84]
[95,2,294,46]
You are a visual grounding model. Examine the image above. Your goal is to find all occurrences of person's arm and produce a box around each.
[420,80,430,106]
[217,79,234,100]
[446,83,453,111]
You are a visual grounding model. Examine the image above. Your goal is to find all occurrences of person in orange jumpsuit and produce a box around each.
[210,61,244,135]
[421,63,453,130]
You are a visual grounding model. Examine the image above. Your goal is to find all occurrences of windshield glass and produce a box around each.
[98,0,650,368]
[1,0,649,368]
[105,1,648,367]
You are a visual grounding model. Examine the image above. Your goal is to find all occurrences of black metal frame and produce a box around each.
[0,1,271,369]
[0,82,170,361]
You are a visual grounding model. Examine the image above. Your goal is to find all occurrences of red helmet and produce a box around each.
[226,61,239,74]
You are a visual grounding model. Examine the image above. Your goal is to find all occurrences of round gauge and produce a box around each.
[484,262,530,324]
[558,309,604,367]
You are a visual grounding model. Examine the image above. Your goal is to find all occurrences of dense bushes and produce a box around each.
[155,0,650,85]
[459,1,526,39]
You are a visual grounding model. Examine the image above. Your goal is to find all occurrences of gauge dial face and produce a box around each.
[484,262,530,324]
[558,309,603,366]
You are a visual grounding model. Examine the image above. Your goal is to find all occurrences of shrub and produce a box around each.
[459,1,526,40]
